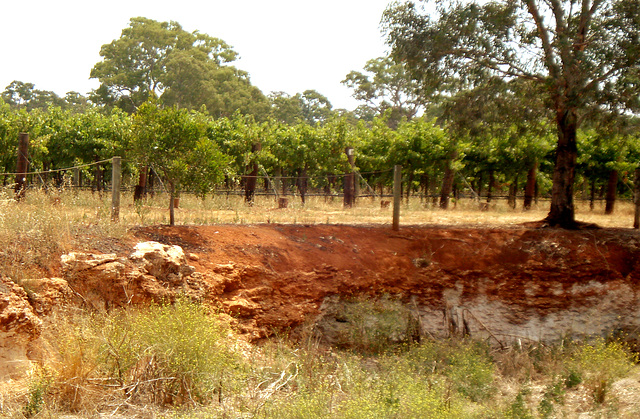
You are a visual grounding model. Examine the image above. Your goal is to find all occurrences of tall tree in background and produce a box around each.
[90,17,267,117]
[2,81,65,110]
[384,0,640,228]
[2,81,91,112]
[343,56,428,128]
[268,90,334,125]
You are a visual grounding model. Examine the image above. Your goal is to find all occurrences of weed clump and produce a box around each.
[35,299,242,414]
[566,337,637,404]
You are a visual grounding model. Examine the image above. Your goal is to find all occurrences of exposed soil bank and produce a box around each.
[3,223,640,380]
[129,224,640,346]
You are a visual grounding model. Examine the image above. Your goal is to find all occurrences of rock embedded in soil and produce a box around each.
[0,276,41,379]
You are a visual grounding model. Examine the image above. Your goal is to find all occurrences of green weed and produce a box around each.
[566,337,637,404]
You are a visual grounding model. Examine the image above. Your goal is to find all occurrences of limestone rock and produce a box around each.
[61,252,122,273]
[130,241,195,283]
[0,276,41,379]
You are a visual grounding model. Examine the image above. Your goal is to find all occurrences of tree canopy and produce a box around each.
[90,17,269,117]
[343,56,429,127]
[384,0,640,228]
[1,81,89,112]
[131,99,230,225]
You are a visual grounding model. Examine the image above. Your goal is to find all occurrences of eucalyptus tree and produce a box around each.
[384,0,640,228]
[267,90,334,125]
[2,81,66,111]
[343,56,429,128]
[268,92,305,124]
[91,17,267,117]
[299,90,334,125]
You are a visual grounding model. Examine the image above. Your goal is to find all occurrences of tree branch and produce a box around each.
[525,0,561,80]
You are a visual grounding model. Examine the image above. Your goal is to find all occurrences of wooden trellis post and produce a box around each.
[14,132,29,200]
[634,167,640,229]
[111,156,122,222]
[393,165,402,231]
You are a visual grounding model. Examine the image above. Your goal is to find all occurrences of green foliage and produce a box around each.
[343,55,427,128]
[89,16,269,117]
[407,338,496,402]
[23,367,53,417]
[564,369,582,388]
[538,379,566,418]
[566,337,637,404]
[1,80,75,111]
[383,0,640,226]
[123,299,241,403]
[132,100,230,223]
[504,389,534,419]
[0,91,638,209]
[335,358,461,418]
[43,300,242,409]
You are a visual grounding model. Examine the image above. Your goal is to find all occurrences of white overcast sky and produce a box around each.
[0,0,393,111]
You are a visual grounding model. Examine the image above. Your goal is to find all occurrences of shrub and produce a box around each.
[566,337,637,404]
[120,299,242,405]
[406,338,496,402]
[335,355,463,418]
[39,299,243,413]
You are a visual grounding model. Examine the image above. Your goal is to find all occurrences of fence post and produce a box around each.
[244,142,261,205]
[15,132,29,200]
[111,156,122,222]
[393,165,402,231]
[73,167,80,188]
[344,147,355,208]
[634,167,640,229]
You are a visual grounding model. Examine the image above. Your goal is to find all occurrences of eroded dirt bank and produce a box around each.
[3,224,640,378]
[130,224,640,345]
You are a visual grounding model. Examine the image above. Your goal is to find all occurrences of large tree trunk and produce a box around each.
[545,109,578,228]
[605,169,618,215]
[523,161,538,210]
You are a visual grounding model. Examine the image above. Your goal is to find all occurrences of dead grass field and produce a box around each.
[7,188,634,229]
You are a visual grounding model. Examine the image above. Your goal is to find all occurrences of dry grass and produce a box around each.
[128,192,640,229]
[31,188,632,229]
[1,187,636,234]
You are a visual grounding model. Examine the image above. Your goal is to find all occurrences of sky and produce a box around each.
[0,0,394,111]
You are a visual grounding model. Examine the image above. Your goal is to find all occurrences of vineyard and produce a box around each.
[2,99,639,225]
